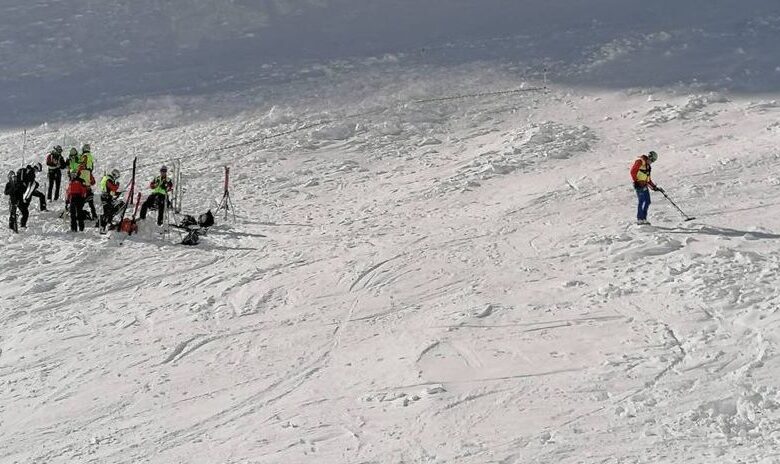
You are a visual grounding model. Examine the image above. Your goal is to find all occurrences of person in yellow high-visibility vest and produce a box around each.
[98,169,123,232]
[140,165,174,226]
[630,151,664,225]
[81,144,94,171]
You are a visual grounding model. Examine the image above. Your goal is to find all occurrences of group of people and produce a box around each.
[4,144,669,233]
[4,144,175,233]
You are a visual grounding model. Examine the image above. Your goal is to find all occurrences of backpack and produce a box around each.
[178,210,214,230]
[178,215,198,229]
[118,218,138,234]
[198,210,214,228]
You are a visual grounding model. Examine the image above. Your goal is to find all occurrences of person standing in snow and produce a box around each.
[63,148,81,214]
[46,145,67,201]
[66,157,93,232]
[4,170,28,232]
[98,169,123,232]
[630,150,664,225]
[81,144,94,171]
[80,145,98,221]
[140,165,173,226]
[67,147,80,175]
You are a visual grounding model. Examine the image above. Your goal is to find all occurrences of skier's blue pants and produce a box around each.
[636,188,651,220]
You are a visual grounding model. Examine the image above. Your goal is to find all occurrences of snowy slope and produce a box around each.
[3,2,780,464]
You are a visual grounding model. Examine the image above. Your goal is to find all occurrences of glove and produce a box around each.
[655,186,664,193]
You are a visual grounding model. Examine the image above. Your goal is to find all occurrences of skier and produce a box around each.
[66,158,93,232]
[630,150,664,225]
[19,163,47,211]
[4,170,28,232]
[98,169,124,232]
[139,165,173,226]
[46,145,67,201]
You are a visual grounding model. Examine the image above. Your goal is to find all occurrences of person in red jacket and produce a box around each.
[66,161,94,232]
[630,151,664,225]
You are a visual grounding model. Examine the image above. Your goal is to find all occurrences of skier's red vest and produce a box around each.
[66,165,93,199]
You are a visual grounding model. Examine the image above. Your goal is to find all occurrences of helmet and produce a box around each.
[53,145,63,154]
[648,151,658,162]
[7,170,14,182]
[69,147,79,157]
[110,169,120,180]
[82,143,91,152]
[33,162,42,173]
[160,165,168,173]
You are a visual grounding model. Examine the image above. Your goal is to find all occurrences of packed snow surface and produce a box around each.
[3,2,780,463]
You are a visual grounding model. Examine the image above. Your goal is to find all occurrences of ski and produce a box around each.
[115,157,137,236]
[129,192,142,234]
[172,160,183,214]
[118,157,137,223]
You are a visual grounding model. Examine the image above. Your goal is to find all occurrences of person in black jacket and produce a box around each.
[4,170,28,232]
[19,163,46,211]
[46,145,67,201]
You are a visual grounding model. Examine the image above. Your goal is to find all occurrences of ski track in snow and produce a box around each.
[4,14,780,464]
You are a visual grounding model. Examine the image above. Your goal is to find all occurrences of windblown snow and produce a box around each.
[3,1,780,463]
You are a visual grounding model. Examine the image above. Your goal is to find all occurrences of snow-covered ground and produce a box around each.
[3,2,780,463]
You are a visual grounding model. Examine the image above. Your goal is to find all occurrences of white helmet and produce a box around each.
[110,169,120,180]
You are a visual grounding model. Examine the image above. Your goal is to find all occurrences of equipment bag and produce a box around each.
[181,230,200,246]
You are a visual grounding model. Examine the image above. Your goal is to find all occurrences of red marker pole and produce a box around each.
[215,166,235,221]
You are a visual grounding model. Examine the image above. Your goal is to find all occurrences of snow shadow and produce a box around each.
[655,225,780,240]
[2,0,780,126]
[697,202,780,219]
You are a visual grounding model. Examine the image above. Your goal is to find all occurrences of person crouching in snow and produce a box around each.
[20,163,47,211]
[98,169,124,232]
[140,165,173,226]
[630,150,664,225]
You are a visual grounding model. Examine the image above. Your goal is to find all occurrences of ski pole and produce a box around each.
[660,189,695,221]
[21,129,27,167]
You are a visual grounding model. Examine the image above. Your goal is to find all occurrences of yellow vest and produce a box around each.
[636,158,651,183]
[78,166,91,186]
